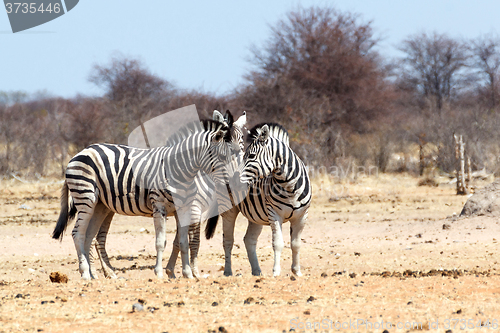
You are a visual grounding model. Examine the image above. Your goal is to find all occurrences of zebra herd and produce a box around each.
[52,110,311,280]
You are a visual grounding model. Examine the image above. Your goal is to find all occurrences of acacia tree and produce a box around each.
[470,34,500,109]
[397,32,469,113]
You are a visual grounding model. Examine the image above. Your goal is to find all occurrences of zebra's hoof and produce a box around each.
[165,268,176,279]
[182,269,194,279]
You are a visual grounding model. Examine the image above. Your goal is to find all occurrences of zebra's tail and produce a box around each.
[205,214,219,239]
[52,181,77,241]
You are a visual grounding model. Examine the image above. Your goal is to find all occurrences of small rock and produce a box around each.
[354,252,361,256]
[290,276,296,281]
[244,297,254,304]
[303,310,311,315]
[320,272,328,277]
[49,272,68,283]
[132,303,144,312]
[218,327,228,333]
[349,273,356,278]
[306,296,316,303]
[443,224,451,230]
[212,302,219,306]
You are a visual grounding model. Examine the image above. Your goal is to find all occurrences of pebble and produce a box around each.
[132,303,144,312]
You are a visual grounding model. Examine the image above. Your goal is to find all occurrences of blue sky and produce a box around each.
[2,0,500,98]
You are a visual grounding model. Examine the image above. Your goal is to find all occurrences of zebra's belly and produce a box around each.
[239,200,306,225]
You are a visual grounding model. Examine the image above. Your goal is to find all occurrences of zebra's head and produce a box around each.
[239,124,276,184]
[213,110,247,154]
[200,121,233,185]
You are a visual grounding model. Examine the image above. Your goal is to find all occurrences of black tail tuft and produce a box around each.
[205,197,220,239]
[52,181,75,241]
[205,214,219,239]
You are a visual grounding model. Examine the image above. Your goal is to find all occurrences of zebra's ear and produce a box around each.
[234,111,247,128]
[258,124,270,143]
[224,110,234,127]
[213,110,225,124]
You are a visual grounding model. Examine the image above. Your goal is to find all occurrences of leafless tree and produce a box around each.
[397,32,470,113]
[470,34,500,108]
[89,56,173,143]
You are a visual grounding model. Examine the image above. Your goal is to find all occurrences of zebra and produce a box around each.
[71,111,247,280]
[214,123,312,277]
[164,110,247,278]
[52,119,237,280]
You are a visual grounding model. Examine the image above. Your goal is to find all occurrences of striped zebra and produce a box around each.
[86,111,247,280]
[164,110,247,278]
[52,119,237,280]
[218,123,312,277]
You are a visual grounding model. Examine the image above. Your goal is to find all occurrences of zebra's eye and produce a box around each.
[247,153,256,159]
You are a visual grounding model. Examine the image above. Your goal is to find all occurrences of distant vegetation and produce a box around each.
[2,5,500,178]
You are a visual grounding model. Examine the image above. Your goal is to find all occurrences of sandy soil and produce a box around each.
[1,174,500,333]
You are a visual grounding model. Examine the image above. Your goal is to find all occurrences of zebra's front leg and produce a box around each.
[188,222,201,278]
[243,220,263,276]
[222,207,238,276]
[269,217,284,277]
[178,223,193,278]
[290,211,307,277]
[153,205,167,279]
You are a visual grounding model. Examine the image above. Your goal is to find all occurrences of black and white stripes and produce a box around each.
[222,123,312,276]
[53,119,234,280]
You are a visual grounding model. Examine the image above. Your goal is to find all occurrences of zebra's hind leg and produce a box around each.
[166,222,201,278]
[165,228,179,279]
[243,220,263,276]
[72,201,107,280]
[222,207,239,276]
[95,211,117,279]
[289,211,307,277]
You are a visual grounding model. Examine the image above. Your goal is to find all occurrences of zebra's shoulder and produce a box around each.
[247,123,289,146]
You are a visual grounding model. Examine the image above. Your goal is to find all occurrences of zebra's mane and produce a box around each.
[165,119,230,147]
[247,123,289,146]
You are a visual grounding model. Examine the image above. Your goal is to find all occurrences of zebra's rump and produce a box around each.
[65,143,170,217]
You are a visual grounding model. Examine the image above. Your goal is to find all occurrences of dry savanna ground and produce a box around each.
[1,174,500,333]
